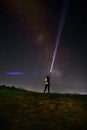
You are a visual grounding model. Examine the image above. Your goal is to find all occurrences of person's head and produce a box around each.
[47,75,50,79]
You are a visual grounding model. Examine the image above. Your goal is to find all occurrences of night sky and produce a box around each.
[0,0,87,94]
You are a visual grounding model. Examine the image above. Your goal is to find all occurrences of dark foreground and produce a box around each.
[0,87,87,130]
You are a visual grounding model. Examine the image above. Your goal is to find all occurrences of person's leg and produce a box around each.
[44,85,47,93]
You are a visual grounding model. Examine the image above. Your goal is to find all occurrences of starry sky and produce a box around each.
[0,0,87,94]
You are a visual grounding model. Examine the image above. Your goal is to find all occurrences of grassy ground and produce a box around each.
[0,87,87,130]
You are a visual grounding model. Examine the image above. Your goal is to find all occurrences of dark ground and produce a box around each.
[0,86,87,130]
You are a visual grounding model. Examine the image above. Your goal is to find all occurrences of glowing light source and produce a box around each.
[50,0,69,73]
[6,72,25,75]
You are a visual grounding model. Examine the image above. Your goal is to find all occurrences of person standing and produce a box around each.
[43,75,50,93]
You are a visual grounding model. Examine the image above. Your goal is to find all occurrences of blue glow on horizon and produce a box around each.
[6,72,25,75]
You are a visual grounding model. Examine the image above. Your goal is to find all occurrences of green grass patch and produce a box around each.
[0,87,87,130]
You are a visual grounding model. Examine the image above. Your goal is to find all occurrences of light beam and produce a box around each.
[50,0,69,73]
[6,72,25,75]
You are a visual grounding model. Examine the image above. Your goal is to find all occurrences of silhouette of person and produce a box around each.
[43,75,50,93]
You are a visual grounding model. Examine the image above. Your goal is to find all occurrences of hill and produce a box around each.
[0,86,87,130]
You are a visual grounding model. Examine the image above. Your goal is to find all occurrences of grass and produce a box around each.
[0,86,87,130]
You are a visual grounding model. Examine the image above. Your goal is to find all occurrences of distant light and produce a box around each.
[6,72,25,75]
[32,70,39,76]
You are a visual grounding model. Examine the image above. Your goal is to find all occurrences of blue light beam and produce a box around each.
[50,0,69,73]
[6,72,25,75]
